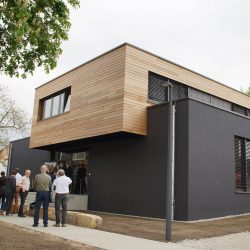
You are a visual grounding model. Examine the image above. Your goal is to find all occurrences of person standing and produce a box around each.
[4,170,17,216]
[13,168,22,214]
[0,171,7,214]
[33,165,51,227]
[52,169,72,227]
[18,170,31,217]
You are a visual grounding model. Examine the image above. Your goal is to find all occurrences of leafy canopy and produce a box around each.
[244,86,250,96]
[0,0,80,78]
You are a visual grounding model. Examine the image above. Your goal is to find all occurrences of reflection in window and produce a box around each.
[51,95,60,116]
[43,99,52,119]
[41,87,71,120]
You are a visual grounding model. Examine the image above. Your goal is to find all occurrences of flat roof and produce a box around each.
[36,43,249,99]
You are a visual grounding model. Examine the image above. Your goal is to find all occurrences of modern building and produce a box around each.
[10,43,250,221]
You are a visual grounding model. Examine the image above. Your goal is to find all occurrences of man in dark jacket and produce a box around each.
[4,170,17,216]
[0,171,7,214]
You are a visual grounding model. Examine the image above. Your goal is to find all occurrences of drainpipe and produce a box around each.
[160,81,174,241]
[7,142,13,176]
[172,104,176,219]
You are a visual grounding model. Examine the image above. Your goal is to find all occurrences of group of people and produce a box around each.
[0,168,31,217]
[0,165,72,227]
[33,165,72,227]
[47,161,87,194]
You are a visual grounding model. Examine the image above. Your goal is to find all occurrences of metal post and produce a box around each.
[166,83,173,241]
[160,80,174,241]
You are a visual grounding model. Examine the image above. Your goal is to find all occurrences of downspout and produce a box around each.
[172,104,176,219]
[7,142,13,175]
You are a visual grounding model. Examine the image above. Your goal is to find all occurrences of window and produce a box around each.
[43,99,52,119]
[41,87,71,120]
[189,88,211,104]
[211,96,231,111]
[234,136,250,192]
[232,104,247,116]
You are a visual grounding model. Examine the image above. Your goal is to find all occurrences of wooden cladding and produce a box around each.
[30,46,126,148]
[30,43,250,148]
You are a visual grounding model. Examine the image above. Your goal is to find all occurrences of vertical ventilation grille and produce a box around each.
[148,73,168,102]
[148,72,188,102]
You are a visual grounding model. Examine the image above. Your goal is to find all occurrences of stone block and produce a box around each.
[76,213,103,228]
[67,211,78,225]
[26,204,102,228]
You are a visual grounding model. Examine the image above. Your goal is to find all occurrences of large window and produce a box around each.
[42,87,71,120]
[234,136,250,192]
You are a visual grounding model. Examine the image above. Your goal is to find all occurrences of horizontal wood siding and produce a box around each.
[122,45,250,135]
[31,43,250,148]
[30,46,126,148]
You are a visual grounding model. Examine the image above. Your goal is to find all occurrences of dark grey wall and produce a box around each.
[88,100,189,220]
[8,137,51,182]
[188,99,250,220]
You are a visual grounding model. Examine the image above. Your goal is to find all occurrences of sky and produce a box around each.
[1,0,250,117]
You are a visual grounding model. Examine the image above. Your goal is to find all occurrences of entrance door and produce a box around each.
[47,150,90,195]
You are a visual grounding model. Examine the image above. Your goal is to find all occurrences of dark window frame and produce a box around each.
[234,136,250,193]
[40,87,71,120]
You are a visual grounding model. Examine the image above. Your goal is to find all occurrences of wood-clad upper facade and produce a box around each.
[30,43,250,148]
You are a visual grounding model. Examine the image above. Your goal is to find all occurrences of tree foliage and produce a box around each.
[0,0,80,78]
[244,86,250,96]
[0,84,30,150]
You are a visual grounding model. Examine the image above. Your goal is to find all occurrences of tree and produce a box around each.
[241,86,250,96]
[0,84,30,151]
[244,86,250,96]
[0,0,80,78]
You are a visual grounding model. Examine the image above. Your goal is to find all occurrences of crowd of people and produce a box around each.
[0,164,72,227]
[0,168,31,217]
[47,161,87,194]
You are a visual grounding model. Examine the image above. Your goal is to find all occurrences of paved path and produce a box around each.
[177,232,250,250]
[0,215,197,250]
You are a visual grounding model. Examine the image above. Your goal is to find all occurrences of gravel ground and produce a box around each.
[178,231,250,250]
[84,211,250,242]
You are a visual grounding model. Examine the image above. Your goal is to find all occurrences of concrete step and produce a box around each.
[21,192,54,206]
[22,192,87,210]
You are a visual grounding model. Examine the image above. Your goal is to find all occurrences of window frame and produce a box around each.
[234,136,250,193]
[40,87,71,120]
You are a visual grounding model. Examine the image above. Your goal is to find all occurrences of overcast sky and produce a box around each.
[1,0,250,117]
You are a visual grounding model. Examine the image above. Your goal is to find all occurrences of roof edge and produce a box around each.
[36,42,249,99]
[35,43,128,90]
[125,43,249,98]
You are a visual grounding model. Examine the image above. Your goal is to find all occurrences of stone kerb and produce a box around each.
[25,205,103,228]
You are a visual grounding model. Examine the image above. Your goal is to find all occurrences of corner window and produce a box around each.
[41,87,71,120]
[234,136,250,192]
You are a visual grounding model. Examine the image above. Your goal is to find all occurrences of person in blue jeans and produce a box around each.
[33,165,51,227]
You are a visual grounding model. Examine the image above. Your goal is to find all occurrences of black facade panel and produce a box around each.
[88,105,168,218]
[188,99,250,220]
[8,137,51,182]
[87,101,189,219]
[174,100,189,220]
